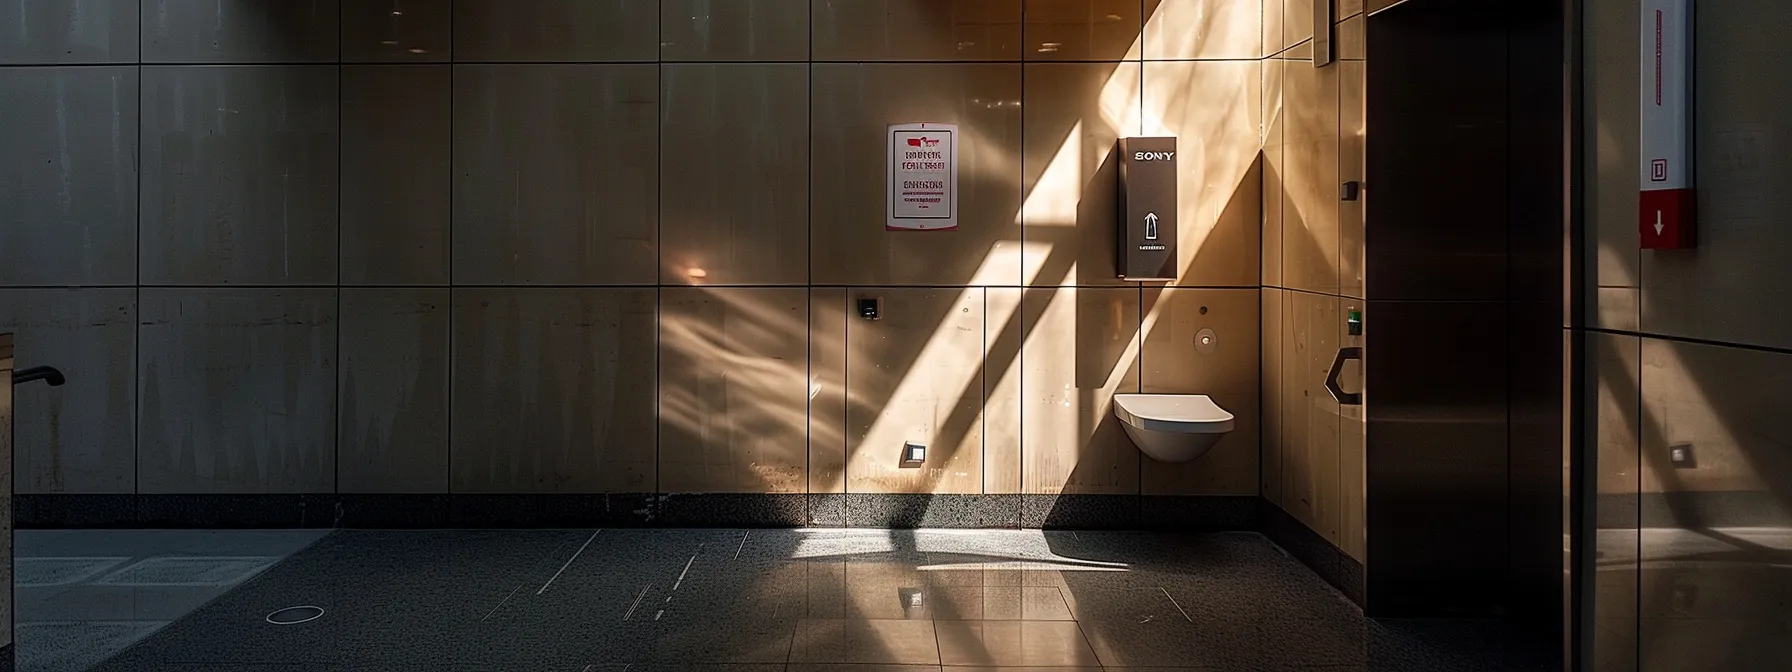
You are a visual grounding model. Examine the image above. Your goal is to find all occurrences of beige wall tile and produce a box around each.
[1639,339,1792,504]
[1260,288,1285,505]
[452,64,658,285]
[1143,60,1262,287]
[663,0,810,61]
[1143,0,1260,61]
[814,0,1022,61]
[339,289,449,494]
[343,0,449,61]
[1280,289,1340,539]
[845,288,987,494]
[453,0,657,62]
[138,289,336,494]
[1280,55,1340,295]
[1597,287,1640,332]
[985,288,1024,494]
[662,64,810,286]
[1021,287,1141,495]
[1021,62,1141,287]
[1339,60,1364,298]
[1028,0,1143,61]
[1262,0,1284,58]
[0,289,136,494]
[1262,58,1285,287]
[450,288,657,494]
[1284,0,1313,52]
[811,64,1024,286]
[341,65,450,285]
[659,287,810,494]
[810,289,850,493]
[1340,0,1364,19]
[1140,288,1259,496]
[1595,333,1640,498]
[1587,0,1640,289]
[1337,14,1363,60]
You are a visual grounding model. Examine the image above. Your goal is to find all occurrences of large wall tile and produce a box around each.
[453,0,657,62]
[1143,0,1260,61]
[985,287,1024,493]
[339,289,449,494]
[659,287,810,494]
[661,64,810,286]
[810,288,850,493]
[0,66,138,286]
[1280,289,1340,540]
[811,64,1023,286]
[0,289,135,494]
[1026,0,1142,61]
[138,289,337,494]
[453,64,658,285]
[1595,333,1640,500]
[1021,62,1141,287]
[341,65,450,285]
[451,288,656,494]
[1262,0,1284,58]
[1639,340,1792,505]
[1279,55,1339,295]
[0,0,137,64]
[1260,288,1285,504]
[143,0,339,63]
[140,66,339,285]
[1284,0,1314,53]
[813,0,1022,61]
[1140,287,1259,495]
[845,288,987,494]
[662,0,810,61]
[1020,287,1140,495]
[1261,58,1285,286]
[343,0,450,62]
[1587,0,1640,289]
[1143,60,1262,287]
[1339,59,1365,298]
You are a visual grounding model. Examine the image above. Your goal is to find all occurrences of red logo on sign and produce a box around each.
[906,137,941,148]
[1650,159,1667,182]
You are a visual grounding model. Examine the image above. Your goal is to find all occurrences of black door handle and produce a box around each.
[13,366,65,387]
[1324,347,1362,406]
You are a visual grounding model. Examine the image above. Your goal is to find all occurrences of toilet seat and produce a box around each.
[1112,394,1235,434]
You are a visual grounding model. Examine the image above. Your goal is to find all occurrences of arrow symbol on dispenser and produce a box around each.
[1144,212,1159,240]
[1654,210,1665,235]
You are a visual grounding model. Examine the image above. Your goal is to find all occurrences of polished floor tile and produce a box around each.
[48,529,1558,671]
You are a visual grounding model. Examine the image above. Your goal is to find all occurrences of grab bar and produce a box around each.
[1324,347,1362,406]
[13,366,65,387]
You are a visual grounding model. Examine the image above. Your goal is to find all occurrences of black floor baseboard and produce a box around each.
[15,493,1263,531]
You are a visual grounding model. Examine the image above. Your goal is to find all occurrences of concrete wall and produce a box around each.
[1586,0,1792,669]
[1260,4,1367,563]
[0,1,1264,503]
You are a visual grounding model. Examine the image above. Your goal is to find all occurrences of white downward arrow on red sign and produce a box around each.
[1654,211,1665,235]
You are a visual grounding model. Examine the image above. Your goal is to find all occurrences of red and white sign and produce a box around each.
[887,123,958,231]
[1639,0,1695,249]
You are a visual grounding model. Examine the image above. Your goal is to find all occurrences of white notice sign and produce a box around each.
[887,122,958,231]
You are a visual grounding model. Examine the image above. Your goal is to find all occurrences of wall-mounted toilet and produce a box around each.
[1112,394,1234,463]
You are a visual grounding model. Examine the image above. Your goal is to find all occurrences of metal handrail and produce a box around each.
[12,366,65,387]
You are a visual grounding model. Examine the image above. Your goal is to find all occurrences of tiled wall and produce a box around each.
[1586,0,1792,669]
[1259,6,1365,563]
[0,1,1264,504]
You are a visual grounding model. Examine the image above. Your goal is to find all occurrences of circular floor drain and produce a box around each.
[265,606,325,625]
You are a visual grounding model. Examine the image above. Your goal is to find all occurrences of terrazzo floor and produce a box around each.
[22,529,1556,671]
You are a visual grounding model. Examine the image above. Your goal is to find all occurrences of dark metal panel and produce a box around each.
[1365,2,1510,302]
[1365,300,1511,618]
[1116,137,1178,281]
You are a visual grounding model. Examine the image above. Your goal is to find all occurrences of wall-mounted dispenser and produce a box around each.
[1116,137,1178,281]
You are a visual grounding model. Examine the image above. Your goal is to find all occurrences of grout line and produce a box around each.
[333,0,344,500]
[1160,586,1193,622]
[480,583,525,622]
[536,529,600,595]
